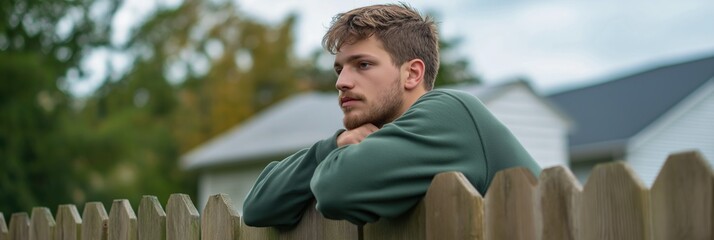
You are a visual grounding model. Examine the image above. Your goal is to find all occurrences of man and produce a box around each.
[243,3,541,228]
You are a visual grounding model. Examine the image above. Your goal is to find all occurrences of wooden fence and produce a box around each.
[1,150,712,240]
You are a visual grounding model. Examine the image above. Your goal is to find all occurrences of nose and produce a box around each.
[335,71,354,91]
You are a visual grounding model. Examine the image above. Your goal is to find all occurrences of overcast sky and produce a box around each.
[73,0,714,96]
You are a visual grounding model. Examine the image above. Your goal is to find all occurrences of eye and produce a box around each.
[334,67,342,75]
[358,62,372,69]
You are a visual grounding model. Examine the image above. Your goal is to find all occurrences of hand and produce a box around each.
[337,123,379,147]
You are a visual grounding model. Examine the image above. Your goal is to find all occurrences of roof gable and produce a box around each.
[548,54,714,150]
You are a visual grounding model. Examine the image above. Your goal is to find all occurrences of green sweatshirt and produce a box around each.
[242,89,541,228]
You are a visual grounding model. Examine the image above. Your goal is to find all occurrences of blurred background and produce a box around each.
[2,0,713,216]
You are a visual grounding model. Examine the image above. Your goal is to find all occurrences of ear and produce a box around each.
[402,59,425,90]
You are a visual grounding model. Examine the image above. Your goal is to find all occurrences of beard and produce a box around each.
[342,77,403,129]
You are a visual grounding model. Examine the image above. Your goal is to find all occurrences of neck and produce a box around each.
[398,87,428,117]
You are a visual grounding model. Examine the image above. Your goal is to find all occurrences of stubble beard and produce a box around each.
[342,77,403,130]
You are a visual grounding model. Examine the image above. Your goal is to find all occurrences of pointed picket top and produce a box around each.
[82,202,108,240]
[1,213,8,240]
[579,161,649,240]
[166,194,199,240]
[54,205,81,240]
[651,151,713,240]
[539,165,582,240]
[202,194,243,240]
[30,207,55,240]
[279,200,359,240]
[137,196,166,240]
[9,213,30,240]
[108,199,137,240]
[423,171,483,240]
[484,167,540,240]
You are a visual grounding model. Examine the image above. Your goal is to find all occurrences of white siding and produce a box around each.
[485,85,570,168]
[628,81,714,186]
[198,164,267,213]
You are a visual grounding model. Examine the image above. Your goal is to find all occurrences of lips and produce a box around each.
[339,94,362,108]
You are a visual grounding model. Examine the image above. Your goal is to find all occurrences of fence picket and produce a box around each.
[579,162,650,240]
[424,172,483,240]
[108,200,137,240]
[201,194,245,240]
[9,213,30,240]
[82,202,108,240]
[1,213,7,240]
[363,201,426,240]
[539,166,581,240]
[484,167,540,240]
[278,200,358,240]
[651,151,713,239]
[166,194,200,240]
[54,205,81,240]
[240,220,278,240]
[30,207,55,240]
[137,196,166,240]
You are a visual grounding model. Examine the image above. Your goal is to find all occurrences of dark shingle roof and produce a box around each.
[548,54,714,153]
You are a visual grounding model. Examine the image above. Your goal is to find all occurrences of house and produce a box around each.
[548,54,714,186]
[182,80,572,211]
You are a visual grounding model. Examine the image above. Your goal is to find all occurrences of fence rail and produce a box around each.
[1,150,712,240]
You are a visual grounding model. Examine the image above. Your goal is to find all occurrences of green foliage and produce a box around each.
[1,0,120,214]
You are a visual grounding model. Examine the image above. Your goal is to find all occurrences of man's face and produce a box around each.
[334,36,404,130]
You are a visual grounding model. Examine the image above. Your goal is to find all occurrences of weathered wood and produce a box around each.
[484,167,541,240]
[1,213,7,240]
[424,172,483,240]
[539,166,582,240]
[166,194,199,240]
[579,162,650,240]
[137,196,166,240]
[363,201,426,240]
[279,200,358,240]
[239,221,279,240]
[651,151,713,240]
[82,202,108,240]
[202,194,246,240]
[30,207,55,240]
[54,205,81,240]
[108,200,137,240]
[9,213,30,240]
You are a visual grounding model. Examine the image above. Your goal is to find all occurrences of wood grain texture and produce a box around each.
[166,194,199,240]
[363,201,426,240]
[137,196,166,240]
[9,213,30,240]
[202,194,247,240]
[484,167,541,240]
[424,172,483,240]
[82,202,108,240]
[579,162,650,240]
[539,166,582,240]
[0,212,7,240]
[651,151,712,240]
[278,200,358,240]
[108,200,137,240]
[54,205,81,240]
[30,207,55,240]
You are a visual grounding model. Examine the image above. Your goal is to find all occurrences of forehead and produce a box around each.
[334,37,391,63]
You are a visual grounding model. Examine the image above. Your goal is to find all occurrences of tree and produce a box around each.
[0,0,120,214]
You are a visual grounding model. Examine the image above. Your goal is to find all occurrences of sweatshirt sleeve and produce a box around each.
[242,130,343,229]
[309,92,487,225]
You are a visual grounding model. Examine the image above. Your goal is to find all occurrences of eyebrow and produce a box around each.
[334,54,374,68]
